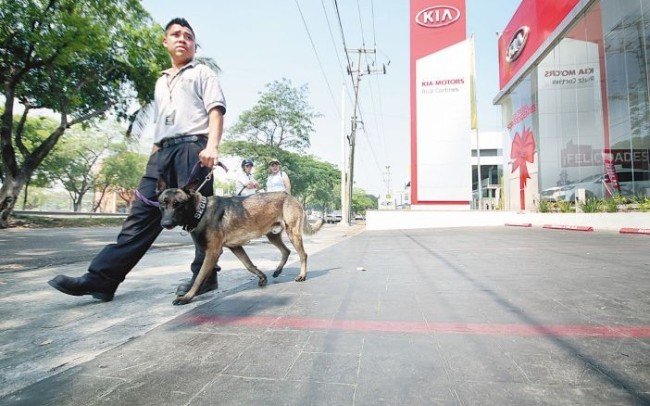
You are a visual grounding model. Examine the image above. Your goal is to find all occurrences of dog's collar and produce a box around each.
[183,195,208,232]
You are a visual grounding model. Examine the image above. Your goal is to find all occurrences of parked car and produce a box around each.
[541,169,650,202]
[325,212,342,223]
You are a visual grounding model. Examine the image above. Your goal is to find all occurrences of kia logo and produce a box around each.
[505,26,529,63]
[415,6,461,28]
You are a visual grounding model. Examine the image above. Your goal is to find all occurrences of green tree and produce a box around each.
[352,188,377,215]
[220,141,340,207]
[229,78,320,152]
[0,0,168,227]
[7,114,59,209]
[295,156,340,210]
[94,144,147,212]
[222,78,329,205]
[214,178,235,196]
[41,127,113,211]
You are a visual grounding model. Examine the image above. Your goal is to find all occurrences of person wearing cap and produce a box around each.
[235,159,259,196]
[266,158,291,193]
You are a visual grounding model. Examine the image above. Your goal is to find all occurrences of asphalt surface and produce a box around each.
[0,227,193,270]
[1,225,649,405]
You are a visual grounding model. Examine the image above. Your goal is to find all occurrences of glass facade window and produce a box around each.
[602,0,650,184]
[536,2,607,201]
[501,74,537,211]
[499,0,650,210]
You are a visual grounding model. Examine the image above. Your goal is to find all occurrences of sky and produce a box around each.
[140,0,522,196]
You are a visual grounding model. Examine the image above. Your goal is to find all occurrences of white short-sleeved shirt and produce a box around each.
[153,60,226,143]
[236,172,257,196]
[266,171,287,192]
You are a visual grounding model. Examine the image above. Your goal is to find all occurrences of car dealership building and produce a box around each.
[494,0,650,211]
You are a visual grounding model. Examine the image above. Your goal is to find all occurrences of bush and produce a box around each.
[633,195,650,212]
[557,200,574,213]
[579,198,602,213]
[602,197,619,213]
[538,199,551,213]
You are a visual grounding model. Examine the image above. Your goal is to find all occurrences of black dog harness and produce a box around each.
[183,195,208,232]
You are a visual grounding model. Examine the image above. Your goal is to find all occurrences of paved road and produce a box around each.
[1,225,649,405]
[0,227,194,271]
[0,223,364,400]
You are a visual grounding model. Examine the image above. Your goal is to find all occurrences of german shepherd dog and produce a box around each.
[156,178,324,305]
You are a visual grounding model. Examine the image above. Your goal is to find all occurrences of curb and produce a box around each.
[542,224,593,232]
[619,227,650,235]
[505,223,650,235]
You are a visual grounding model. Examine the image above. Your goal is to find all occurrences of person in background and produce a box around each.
[235,159,259,196]
[48,17,225,301]
[265,158,291,194]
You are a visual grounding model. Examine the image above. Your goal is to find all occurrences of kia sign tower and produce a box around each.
[410,0,471,209]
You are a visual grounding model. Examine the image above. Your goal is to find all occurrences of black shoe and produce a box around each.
[48,273,118,302]
[176,272,218,297]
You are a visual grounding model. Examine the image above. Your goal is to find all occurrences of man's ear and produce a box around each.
[156,176,168,194]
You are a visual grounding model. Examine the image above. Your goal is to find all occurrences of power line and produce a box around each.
[370,0,377,49]
[343,47,386,225]
[369,58,390,165]
[294,0,341,119]
[352,1,390,174]
[364,0,389,167]
[355,0,366,48]
[320,0,353,103]
[332,0,355,93]
[330,0,388,203]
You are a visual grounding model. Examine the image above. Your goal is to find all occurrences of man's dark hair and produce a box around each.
[164,18,195,37]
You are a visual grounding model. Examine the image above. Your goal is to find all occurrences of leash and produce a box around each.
[135,161,229,207]
[135,189,160,207]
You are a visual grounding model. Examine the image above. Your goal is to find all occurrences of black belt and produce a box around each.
[157,134,207,149]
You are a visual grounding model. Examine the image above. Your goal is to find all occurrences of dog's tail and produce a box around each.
[303,216,324,236]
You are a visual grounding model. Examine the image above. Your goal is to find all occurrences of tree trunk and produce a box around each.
[0,177,24,229]
[93,189,107,212]
[22,180,30,210]
[73,196,83,212]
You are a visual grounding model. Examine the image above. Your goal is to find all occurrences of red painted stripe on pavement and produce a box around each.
[543,224,593,232]
[620,227,650,235]
[185,315,650,338]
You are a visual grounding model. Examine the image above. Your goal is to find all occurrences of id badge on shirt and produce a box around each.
[165,111,175,126]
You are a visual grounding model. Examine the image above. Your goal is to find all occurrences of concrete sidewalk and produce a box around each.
[2,225,650,405]
[0,223,363,400]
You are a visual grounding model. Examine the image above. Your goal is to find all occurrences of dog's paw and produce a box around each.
[172,296,192,306]
[258,276,268,286]
[272,269,283,278]
[294,275,307,282]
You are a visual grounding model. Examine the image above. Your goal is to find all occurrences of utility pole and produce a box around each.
[340,83,348,224]
[384,165,391,194]
[343,48,386,225]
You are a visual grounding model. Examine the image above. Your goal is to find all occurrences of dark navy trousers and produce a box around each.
[88,138,213,283]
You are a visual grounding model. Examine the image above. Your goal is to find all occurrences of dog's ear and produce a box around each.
[183,179,201,194]
[156,176,168,194]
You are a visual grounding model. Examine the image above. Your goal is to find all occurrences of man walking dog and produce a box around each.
[49,18,226,301]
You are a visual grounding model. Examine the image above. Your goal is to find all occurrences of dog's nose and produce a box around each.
[160,218,175,229]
